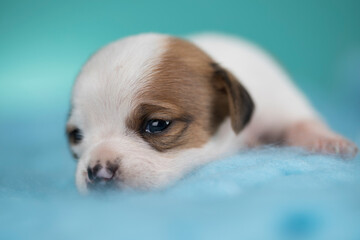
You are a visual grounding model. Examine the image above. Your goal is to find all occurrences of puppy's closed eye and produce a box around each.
[67,127,84,145]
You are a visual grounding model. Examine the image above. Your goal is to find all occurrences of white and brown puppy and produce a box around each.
[66,33,358,193]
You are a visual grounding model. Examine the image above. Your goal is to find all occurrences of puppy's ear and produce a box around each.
[211,63,255,134]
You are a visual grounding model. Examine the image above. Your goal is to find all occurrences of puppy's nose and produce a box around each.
[87,163,118,184]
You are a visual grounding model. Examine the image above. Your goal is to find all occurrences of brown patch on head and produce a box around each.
[127,36,254,152]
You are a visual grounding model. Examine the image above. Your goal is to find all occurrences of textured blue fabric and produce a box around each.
[0,88,359,240]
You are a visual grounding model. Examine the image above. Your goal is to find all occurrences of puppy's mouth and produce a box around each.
[86,179,120,192]
[87,181,119,192]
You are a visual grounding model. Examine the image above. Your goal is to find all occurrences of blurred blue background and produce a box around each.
[0,1,359,239]
[1,0,360,115]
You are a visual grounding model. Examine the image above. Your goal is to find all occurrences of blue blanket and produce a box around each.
[0,90,359,240]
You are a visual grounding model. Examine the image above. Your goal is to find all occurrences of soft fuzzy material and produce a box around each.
[0,90,359,240]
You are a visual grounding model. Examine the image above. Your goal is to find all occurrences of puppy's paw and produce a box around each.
[285,120,358,159]
[309,135,358,159]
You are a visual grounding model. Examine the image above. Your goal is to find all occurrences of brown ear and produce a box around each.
[212,63,255,134]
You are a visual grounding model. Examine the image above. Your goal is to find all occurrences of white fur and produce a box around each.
[69,33,322,193]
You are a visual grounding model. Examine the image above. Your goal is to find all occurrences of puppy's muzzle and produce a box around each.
[87,163,119,190]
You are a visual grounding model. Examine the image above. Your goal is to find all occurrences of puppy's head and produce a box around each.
[66,33,254,193]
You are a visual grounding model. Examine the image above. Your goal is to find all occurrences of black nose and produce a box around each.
[87,163,119,185]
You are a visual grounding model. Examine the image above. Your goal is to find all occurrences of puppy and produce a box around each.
[66,33,358,193]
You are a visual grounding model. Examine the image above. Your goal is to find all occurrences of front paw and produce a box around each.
[285,121,358,159]
[310,135,358,159]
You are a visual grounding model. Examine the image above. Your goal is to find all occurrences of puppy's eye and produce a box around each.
[68,128,83,144]
[145,119,171,134]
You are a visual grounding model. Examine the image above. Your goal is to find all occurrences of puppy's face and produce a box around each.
[67,34,254,193]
